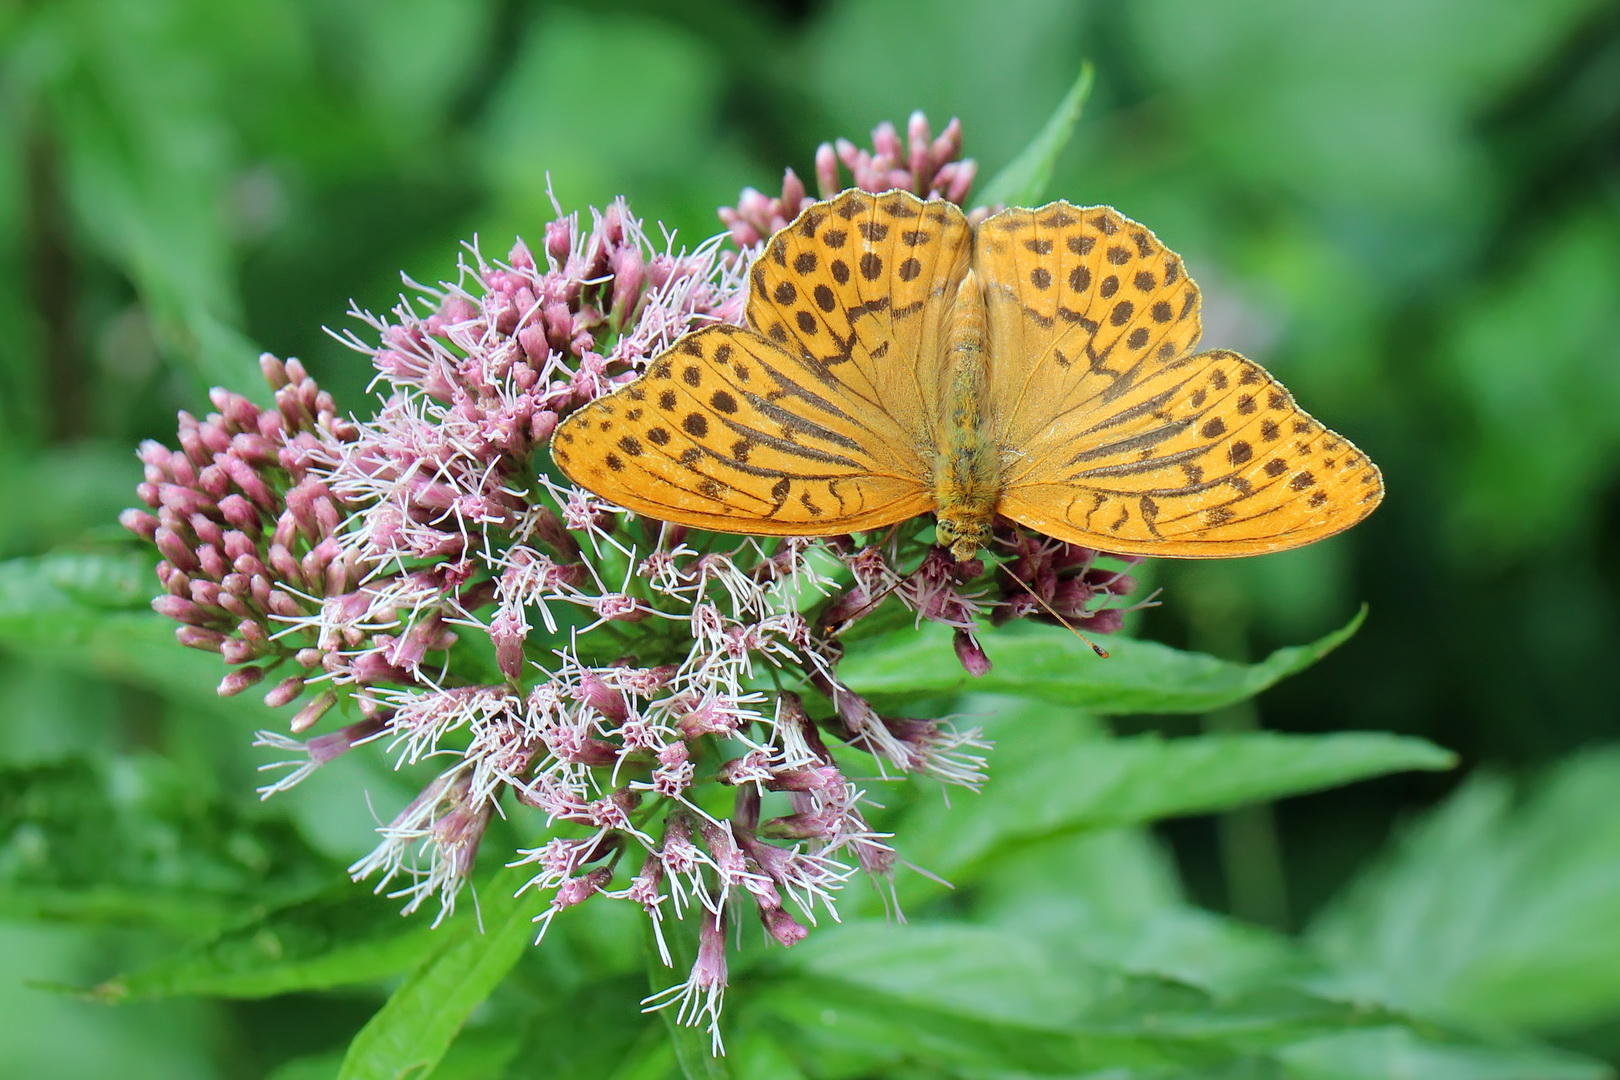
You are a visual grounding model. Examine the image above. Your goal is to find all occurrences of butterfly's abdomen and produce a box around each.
[932,270,1000,560]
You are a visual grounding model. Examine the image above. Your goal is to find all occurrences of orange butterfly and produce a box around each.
[551,189,1382,560]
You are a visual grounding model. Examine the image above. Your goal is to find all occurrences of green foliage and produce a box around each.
[976,63,1094,209]
[93,890,440,1001]
[1310,750,1620,1034]
[337,866,538,1080]
[0,755,326,931]
[2,0,1617,1077]
[840,609,1367,714]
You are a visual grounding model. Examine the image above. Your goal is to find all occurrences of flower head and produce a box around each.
[126,110,1147,1054]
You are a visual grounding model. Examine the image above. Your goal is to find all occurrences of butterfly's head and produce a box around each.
[934,509,991,562]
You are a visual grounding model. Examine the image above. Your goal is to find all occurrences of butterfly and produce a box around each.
[550,188,1382,561]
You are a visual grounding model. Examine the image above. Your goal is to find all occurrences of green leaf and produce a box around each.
[1309,747,1620,1033]
[0,550,155,626]
[751,922,1602,1078]
[1275,1026,1609,1080]
[92,890,440,1002]
[337,865,540,1080]
[754,921,1389,1074]
[840,607,1367,715]
[0,551,241,715]
[501,975,669,1080]
[976,62,1094,208]
[0,756,327,931]
[900,729,1452,884]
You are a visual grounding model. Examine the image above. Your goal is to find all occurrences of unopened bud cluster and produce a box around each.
[719,111,981,248]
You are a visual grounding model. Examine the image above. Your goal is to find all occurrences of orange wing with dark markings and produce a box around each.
[976,202,1383,557]
[549,188,978,535]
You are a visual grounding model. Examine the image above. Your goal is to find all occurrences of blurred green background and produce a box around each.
[3,0,1619,1077]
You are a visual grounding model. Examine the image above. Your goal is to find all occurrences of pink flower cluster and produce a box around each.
[126,113,1144,1054]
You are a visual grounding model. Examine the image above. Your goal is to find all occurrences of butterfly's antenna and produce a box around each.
[1003,568,1110,659]
[824,575,905,637]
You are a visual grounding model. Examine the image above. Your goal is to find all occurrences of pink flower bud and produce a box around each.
[780,167,806,213]
[944,159,978,205]
[545,218,572,265]
[153,594,208,625]
[175,626,226,652]
[953,629,992,677]
[290,689,338,733]
[591,593,647,622]
[508,238,535,271]
[609,246,646,318]
[490,609,528,680]
[517,322,550,364]
[210,388,260,432]
[718,205,759,249]
[218,495,261,534]
[120,509,159,539]
[267,544,306,589]
[137,439,173,470]
[759,812,832,841]
[1082,608,1125,635]
[219,456,277,513]
[218,666,266,697]
[553,866,614,911]
[286,718,377,772]
[873,119,901,163]
[760,905,808,948]
[259,353,291,390]
[573,670,628,721]
[264,675,307,708]
[158,483,216,520]
[815,142,840,197]
[220,637,266,665]
[222,529,260,562]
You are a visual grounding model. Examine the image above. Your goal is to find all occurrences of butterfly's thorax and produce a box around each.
[932,269,1001,560]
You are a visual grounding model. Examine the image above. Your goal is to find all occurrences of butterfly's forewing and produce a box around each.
[553,188,976,537]
[976,203,1383,556]
[550,327,933,536]
[747,189,974,455]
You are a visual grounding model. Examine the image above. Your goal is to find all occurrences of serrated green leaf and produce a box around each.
[337,864,540,1080]
[92,890,439,1002]
[900,730,1452,884]
[756,921,1390,1074]
[1309,748,1620,1033]
[841,608,1366,715]
[976,63,1094,209]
